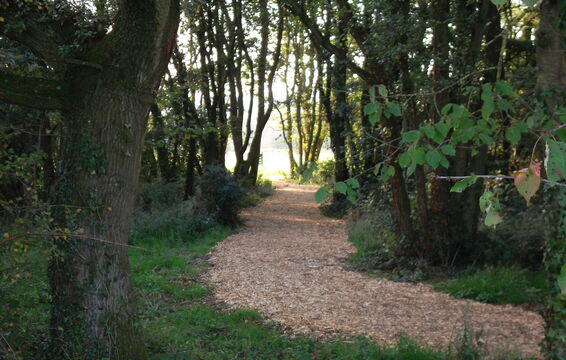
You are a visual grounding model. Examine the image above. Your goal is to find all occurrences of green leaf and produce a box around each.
[421,125,436,139]
[401,130,420,143]
[364,102,379,115]
[412,149,426,165]
[490,0,506,8]
[505,127,520,144]
[315,187,331,203]
[346,187,356,203]
[481,83,495,120]
[441,144,456,156]
[478,133,494,145]
[441,104,453,115]
[369,86,376,101]
[546,140,566,182]
[335,181,348,194]
[399,152,411,167]
[368,113,379,125]
[436,122,450,139]
[495,81,515,97]
[522,0,536,7]
[425,150,443,169]
[345,178,360,189]
[378,84,388,97]
[387,102,401,117]
[450,176,478,193]
[485,210,503,228]
[407,163,417,177]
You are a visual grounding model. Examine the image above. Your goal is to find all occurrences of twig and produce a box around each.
[0,233,148,251]
[435,175,566,188]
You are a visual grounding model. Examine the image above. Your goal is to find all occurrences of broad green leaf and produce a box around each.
[335,181,348,194]
[364,102,378,115]
[407,163,417,177]
[441,103,453,115]
[490,0,506,8]
[481,83,495,120]
[522,0,536,7]
[399,152,411,167]
[369,86,376,101]
[421,125,436,139]
[346,187,356,203]
[485,210,503,228]
[450,176,478,193]
[425,149,443,169]
[368,113,379,125]
[436,122,450,139]
[315,187,331,203]
[545,140,566,182]
[412,149,426,165]
[478,133,494,145]
[386,165,395,176]
[387,102,401,117]
[440,155,450,169]
[495,81,515,97]
[514,163,541,206]
[380,165,395,182]
[441,144,456,156]
[401,130,420,143]
[378,84,388,97]
[345,178,360,189]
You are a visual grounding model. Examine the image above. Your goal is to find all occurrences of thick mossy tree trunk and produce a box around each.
[1,1,180,358]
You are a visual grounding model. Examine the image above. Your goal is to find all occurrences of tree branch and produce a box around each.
[435,175,566,188]
[0,73,67,110]
[281,0,374,82]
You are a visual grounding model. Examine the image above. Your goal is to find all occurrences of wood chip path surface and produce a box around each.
[206,181,544,357]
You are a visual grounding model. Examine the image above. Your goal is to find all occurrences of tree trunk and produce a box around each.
[35,2,180,358]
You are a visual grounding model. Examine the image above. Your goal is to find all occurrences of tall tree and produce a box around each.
[1,1,180,357]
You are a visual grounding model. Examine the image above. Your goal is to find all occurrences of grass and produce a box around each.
[1,200,538,359]
[130,223,452,359]
[432,266,550,305]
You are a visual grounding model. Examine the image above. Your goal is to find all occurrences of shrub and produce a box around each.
[196,165,244,227]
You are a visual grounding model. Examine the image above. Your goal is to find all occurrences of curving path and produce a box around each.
[206,182,544,357]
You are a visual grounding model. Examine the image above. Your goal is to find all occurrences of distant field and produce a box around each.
[226,149,333,180]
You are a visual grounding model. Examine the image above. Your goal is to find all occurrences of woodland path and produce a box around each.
[206,181,544,357]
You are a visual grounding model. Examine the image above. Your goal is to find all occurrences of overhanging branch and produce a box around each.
[0,73,66,110]
[281,0,374,82]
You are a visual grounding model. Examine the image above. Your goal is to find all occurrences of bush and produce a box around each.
[196,165,245,227]
[345,206,426,280]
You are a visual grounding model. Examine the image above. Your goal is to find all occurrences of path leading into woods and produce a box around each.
[206,182,544,357]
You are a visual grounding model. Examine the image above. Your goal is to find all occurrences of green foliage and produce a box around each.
[196,166,245,227]
[131,219,449,360]
[433,266,550,305]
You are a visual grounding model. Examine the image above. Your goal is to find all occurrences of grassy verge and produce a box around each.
[130,224,450,360]
[431,266,550,306]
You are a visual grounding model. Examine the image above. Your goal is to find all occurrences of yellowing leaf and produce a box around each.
[513,162,541,206]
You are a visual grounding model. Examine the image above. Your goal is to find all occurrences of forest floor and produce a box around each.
[206,181,545,358]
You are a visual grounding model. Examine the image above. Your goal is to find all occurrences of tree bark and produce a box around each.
[2,1,181,358]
